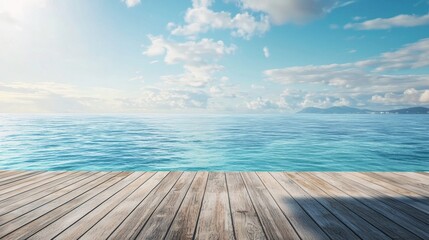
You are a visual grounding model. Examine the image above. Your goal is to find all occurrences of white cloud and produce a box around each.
[246,90,356,111]
[352,16,364,21]
[421,90,429,102]
[363,38,429,72]
[240,0,352,24]
[122,0,141,8]
[137,88,209,109]
[298,94,351,108]
[371,88,429,105]
[263,46,270,58]
[169,0,351,39]
[192,0,213,8]
[246,97,279,110]
[262,38,429,109]
[169,5,269,39]
[161,64,224,87]
[144,35,236,65]
[143,35,235,87]
[0,81,130,113]
[345,13,429,30]
[0,81,217,112]
[265,38,429,92]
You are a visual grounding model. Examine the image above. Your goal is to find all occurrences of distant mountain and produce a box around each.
[298,106,429,114]
[387,107,429,114]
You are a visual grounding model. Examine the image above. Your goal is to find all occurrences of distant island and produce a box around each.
[298,106,429,114]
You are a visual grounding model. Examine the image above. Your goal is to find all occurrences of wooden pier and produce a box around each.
[0,171,428,239]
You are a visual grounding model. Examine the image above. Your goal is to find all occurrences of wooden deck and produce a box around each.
[0,171,428,239]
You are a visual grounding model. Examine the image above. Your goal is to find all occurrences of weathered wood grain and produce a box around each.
[227,172,266,240]
[316,172,429,239]
[165,172,208,240]
[0,171,426,240]
[195,172,235,240]
[257,172,328,240]
[241,172,300,240]
[274,172,360,240]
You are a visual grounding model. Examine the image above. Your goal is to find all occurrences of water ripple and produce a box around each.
[0,114,428,171]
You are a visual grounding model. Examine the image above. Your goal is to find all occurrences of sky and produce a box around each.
[0,0,428,113]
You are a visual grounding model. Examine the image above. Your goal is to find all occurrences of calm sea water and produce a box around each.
[0,114,428,171]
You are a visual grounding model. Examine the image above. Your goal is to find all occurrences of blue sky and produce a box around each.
[0,0,428,113]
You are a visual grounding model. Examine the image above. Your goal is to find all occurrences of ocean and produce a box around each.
[0,114,428,171]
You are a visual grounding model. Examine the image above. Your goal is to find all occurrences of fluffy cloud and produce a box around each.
[299,94,351,108]
[357,38,429,72]
[137,88,209,109]
[169,1,269,39]
[144,35,236,65]
[240,0,352,24]
[279,89,354,109]
[122,0,141,8]
[261,38,429,109]
[265,38,429,93]
[246,90,356,111]
[345,13,429,30]
[421,90,429,102]
[168,0,352,40]
[246,97,279,110]
[143,35,235,87]
[161,64,224,87]
[371,88,429,105]
[0,81,216,113]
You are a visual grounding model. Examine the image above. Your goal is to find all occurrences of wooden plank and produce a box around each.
[76,172,171,240]
[357,173,428,199]
[105,171,185,239]
[241,172,300,240]
[394,172,429,185]
[417,172,429,177]
[0,172,91,216]
[348,173,429,215]
[0,172,70,200]
[135,172,196,239]
[29,172,145,239]
[165,172,208,240]
[0,171,18,177]
[315,172,429,239]
[0,172,83,204]
[338,173,429,225]
[0,171,41,186]
[194,172,235,240]
[306,173,419,239]
[1,172,130,239]
[272,172,359,240]
[226,172,266,240]
[54,172,156,240]
[0,171,57,192]
[0,172,109,230]
[0,171,426,239]
[288,172,389,240]
[0,171,28,180]
[368,172,429,196]
[257,172,328,240]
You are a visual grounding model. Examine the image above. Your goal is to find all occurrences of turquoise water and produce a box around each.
[0,114,428,171]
